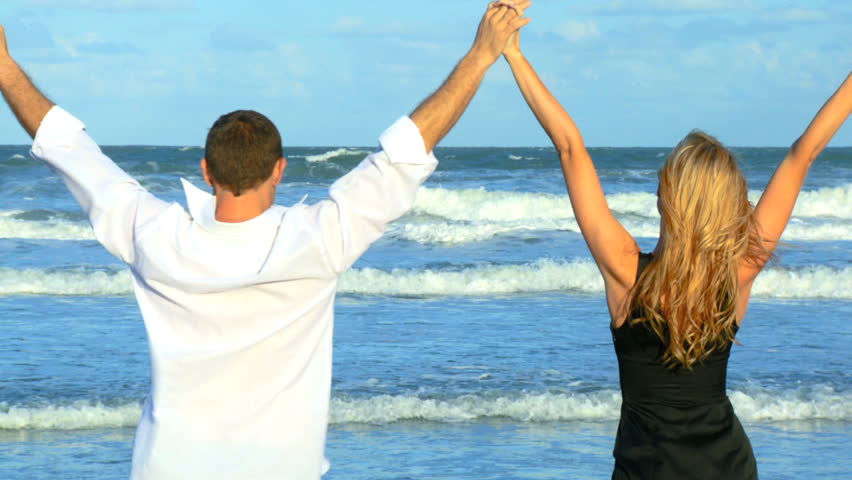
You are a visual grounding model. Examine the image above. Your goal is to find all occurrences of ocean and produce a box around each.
[0,144,849,479]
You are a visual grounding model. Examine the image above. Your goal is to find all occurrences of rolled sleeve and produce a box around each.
[30,106,169,264]
[310,116,438,274]
[31,106,87,154]
[378,116,438,166]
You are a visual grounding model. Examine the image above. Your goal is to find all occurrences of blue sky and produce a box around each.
[0,0,850,147]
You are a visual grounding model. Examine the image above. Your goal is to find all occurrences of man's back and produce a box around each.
[2,5,530,477]
[32,107,437,479]
[130,190,336,479]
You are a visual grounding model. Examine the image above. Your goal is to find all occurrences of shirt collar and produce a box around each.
[180,178,286,235]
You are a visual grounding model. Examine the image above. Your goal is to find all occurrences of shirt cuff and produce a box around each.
[378,116,437,165]
[31,106,87,157]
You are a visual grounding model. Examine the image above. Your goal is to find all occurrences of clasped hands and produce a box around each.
[471,1,532,65]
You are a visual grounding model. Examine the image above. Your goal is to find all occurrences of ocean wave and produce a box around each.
[0,268,131,296]
[2,183,849,244]
[412,184,852,223]
[0,401,141,430]
[0,210,94,241]
[340,260,852,299]
[2,387,848,430]
[0,152,37,167]
[339,259,603,296]
[333,387,851,424]
[792,184,852,218]
[391,217,852,244]
[391,219,655,244]
[305,148,370,163]
[1,261,850,299]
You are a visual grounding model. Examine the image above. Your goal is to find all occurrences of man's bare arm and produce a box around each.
[410,2,531,153]
[0,26,54,139]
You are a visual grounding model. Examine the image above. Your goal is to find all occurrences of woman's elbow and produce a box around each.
[789,137,823,166]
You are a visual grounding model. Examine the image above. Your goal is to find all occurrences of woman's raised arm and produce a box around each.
[503,34,639,295]
[744,72,852,281]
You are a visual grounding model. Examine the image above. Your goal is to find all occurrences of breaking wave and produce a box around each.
[1,386,847,430]
[305,148,370,163]
[3,259,845,299]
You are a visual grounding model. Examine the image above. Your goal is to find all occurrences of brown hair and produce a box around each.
[204,110,283,196]
[627,131,768,369]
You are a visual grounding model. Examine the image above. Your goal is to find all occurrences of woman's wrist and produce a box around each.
[503,50,524,63]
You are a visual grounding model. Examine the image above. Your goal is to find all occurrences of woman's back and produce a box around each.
[610,254,757,479]
[503,29,851,477]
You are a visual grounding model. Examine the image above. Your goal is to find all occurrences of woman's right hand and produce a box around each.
[498,1,530,59]
[504,30,522,59]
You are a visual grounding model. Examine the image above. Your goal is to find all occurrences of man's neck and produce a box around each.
[213,189,274,223]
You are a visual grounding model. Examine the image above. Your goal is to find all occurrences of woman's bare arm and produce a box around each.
[503,34,638,294]
[743,72,852,282]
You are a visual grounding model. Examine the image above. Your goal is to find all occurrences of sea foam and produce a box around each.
[1,261,850,299]
[0,268,131,296]
[340,261,852,299]
[0,210,94,241]
[397,184,852,244]
[391,217,852,244]
[305,148,370,163]
[1,387,848,430]
[2,184,849,244]
[412,183,852,223]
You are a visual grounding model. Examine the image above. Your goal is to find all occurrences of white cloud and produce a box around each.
[54,32,140,57]
[736,40,780,72]
[681,48,715,68]
[332,17,368,34]
[579,0,751,15]
[648,0,740,10]
[762,8,832,24]
[556,20,601,43]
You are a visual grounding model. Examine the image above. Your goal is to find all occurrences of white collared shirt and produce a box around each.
[31,106,438,480]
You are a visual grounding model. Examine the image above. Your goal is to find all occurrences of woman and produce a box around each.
[500,11,852,480]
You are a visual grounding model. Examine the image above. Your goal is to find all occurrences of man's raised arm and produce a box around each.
[311,2,531,274]
[0,26,54,138]
[0,25,169,265]
[410,1,531,152]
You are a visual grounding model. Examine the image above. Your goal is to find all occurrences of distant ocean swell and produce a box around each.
[1,387,848,430]
[389,217,851,243]
[2,183,850,244]
[412,184,852,221]
[1,261,851,299]
[3,213,848,244]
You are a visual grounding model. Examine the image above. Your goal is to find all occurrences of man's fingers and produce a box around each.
[509,16,532,30]
[494,5,517,23]
[515,0,532,13]
[485,3,502,20]
[495,0,531,16]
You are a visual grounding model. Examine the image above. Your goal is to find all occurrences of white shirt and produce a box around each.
[30,106,438,480]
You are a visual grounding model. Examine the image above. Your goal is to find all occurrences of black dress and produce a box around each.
[610,253,758,480]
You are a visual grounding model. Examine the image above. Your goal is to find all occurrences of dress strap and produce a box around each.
[636,252,653,282]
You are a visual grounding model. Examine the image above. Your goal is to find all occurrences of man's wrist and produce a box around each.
[0,55,17,88]
[465,45,497,72]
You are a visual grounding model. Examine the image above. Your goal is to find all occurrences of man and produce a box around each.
[0,3,530,479]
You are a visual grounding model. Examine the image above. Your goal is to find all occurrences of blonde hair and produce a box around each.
[627,131,768,369]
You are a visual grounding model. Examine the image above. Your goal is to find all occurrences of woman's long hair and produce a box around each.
[626,131,768,369]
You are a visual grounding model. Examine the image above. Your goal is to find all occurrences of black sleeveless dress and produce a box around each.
[610,253,758,480]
